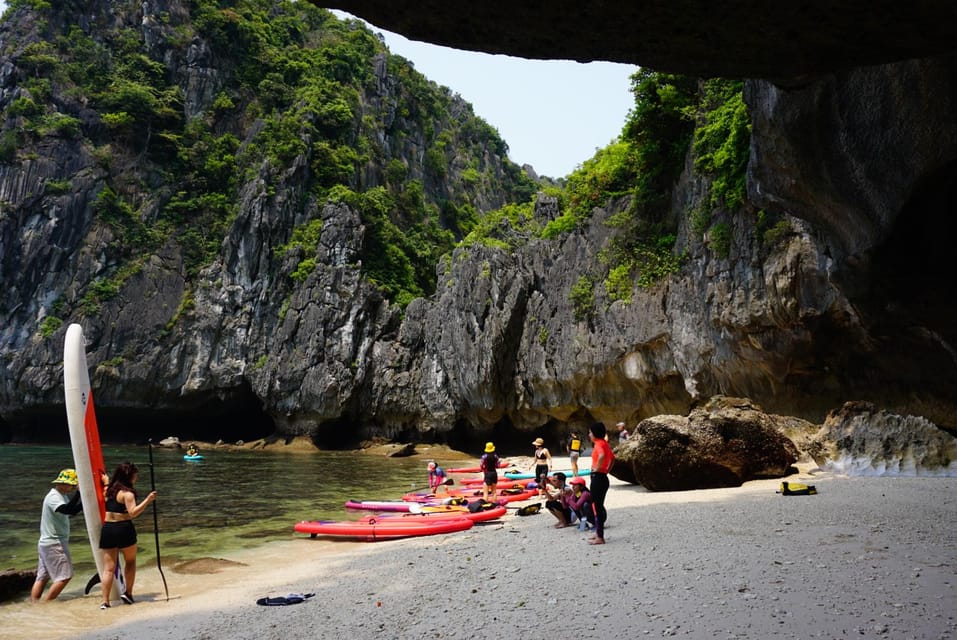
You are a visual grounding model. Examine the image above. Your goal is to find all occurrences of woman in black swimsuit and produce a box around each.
[530,437,552,496]
[98,462,156,609]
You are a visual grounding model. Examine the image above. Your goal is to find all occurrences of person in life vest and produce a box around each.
[566,431,584,476]
[479,442,500,502]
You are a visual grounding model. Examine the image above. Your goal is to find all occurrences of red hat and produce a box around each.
[570,476,587,486]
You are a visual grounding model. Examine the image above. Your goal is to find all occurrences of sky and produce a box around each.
[0,3,638,177]
[365,25,637,178]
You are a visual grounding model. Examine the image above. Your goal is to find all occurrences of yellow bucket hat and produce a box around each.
[52,468,79,486]
[484,442,495,453]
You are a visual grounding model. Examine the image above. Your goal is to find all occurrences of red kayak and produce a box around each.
[446,460,511,473]
[366,504,508,523]
[459,477,533,488]
[403,487,538,504]
[294,516,473,541]
[344,499,417,512]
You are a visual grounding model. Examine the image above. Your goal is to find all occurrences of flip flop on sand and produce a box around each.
[256,593,316,606]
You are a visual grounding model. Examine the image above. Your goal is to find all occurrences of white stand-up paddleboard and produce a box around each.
[64,323,125,599]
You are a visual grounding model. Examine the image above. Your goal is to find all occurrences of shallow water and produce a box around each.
[0,444,437,575]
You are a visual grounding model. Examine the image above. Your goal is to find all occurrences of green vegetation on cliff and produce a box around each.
[460,70,750,310]
[1,0,534,325]
[2,1,749,331]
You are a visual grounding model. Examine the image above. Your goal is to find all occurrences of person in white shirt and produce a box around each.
[616,421,630,441]
[31,468,83,602]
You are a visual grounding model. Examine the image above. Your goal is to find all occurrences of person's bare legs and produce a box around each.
[120,545,137,599]
[31,577,72,602]
[100,548,119,606]
[30,577,47,602]
[43,578,71,600]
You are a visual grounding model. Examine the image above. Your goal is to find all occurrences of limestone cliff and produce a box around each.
[0,3,954,446]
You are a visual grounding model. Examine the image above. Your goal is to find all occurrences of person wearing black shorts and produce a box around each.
[480,442,500,502]
[99,462,156,609]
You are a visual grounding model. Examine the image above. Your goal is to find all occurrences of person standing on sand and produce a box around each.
[588,422,615,545]
[566,431,583,476]
[616,421,629,442]
[98,462,156,609]
[480,442,500,502]
[530,437,552,496]
[31,468,83,602]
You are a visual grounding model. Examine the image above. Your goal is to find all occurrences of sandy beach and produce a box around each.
[3,458,955,640]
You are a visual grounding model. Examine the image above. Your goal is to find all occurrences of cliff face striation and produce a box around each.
[0,3,954,445]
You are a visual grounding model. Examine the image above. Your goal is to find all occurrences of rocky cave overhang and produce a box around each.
[312,1,957,81]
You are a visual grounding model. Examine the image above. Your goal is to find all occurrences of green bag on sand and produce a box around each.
[516,503,542,516]
[778,481,817,495]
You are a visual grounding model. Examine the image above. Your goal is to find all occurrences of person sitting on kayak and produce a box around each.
[427,461,449,494]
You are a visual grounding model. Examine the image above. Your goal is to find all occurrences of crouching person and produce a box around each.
[567,476,594,531]
[544,472,573,528]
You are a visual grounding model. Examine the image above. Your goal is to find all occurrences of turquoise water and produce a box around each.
[0,444,437,576]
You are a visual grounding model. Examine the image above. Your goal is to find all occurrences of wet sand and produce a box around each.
[4,460,955,640]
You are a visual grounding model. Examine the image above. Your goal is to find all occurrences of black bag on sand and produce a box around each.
[516,503,542,516]
[468,500,494,513]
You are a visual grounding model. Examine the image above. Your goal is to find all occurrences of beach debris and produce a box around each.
[256,592,315,606]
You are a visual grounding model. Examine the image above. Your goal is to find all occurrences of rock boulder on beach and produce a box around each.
[614,396,801,490]
[0,569,35,602]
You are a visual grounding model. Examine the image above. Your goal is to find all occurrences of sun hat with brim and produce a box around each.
[52,469,79,486]
[570,476,587,486]
[532,437,544,446]
[484,442,495,453]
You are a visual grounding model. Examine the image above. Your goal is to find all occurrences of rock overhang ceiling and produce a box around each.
[313,1,957,81]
